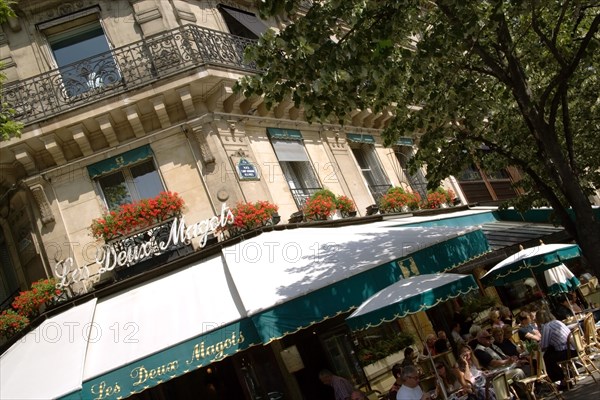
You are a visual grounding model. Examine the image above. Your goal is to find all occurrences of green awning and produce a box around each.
[266,128,303,140]
[61,319,262,400]
[87,145,153,178]
[395,137,414,146]
[347,133,376,144]
[224,225,490,343]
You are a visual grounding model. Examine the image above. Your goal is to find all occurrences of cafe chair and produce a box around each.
[489,372,512,400]
[582,313,600,357]
[558,327,600,385]
[518,350,563,399]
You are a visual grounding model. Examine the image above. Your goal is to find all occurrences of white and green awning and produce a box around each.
[222,220,489,343]
[346,273,479,331]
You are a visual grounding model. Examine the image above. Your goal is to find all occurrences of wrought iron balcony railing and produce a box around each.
[2,25,258,126]
[290,187,323,209]
[368,184,392,205]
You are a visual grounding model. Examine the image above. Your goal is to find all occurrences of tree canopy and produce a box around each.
[239,0,600,274]
[0,0,22,141]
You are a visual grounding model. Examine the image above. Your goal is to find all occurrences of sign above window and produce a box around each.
[267,128,303,140]
[347,133,376,144]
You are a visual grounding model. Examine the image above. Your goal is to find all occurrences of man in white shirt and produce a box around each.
[396,365,431,400]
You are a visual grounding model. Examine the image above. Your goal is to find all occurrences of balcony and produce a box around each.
[368,184,392,205]
[290,187,323,209]
[2,25,258,126]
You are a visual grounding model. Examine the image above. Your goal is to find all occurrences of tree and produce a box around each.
[239,1,600,276]
[0,0,22,141]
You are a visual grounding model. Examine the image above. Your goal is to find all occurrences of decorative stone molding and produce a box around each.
[42,135,67,166]
[177,86,197,118]
[70,124,93,156]
[12,146,37,175]
[30,184,55,225]
[95,115,120,147]
[124,105,146,138]
[173,1,197,22]
[150,95,171,129]
[0,56,16,68]
[194,124,216,165]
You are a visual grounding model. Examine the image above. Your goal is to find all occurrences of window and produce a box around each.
[40,8,118,97]
[348,137,391,204]
[88,146,165,211]
[218,4,267,39]
[268,128,321,208]
[394,146,428,199]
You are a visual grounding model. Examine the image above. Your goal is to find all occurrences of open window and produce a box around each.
[348,134,391,204]
[268,128,321,208]
[87,146,165,211]
[38,7,119,97]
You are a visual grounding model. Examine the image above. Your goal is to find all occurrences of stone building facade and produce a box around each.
[0,0,446,302]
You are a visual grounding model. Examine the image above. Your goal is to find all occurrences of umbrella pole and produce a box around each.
[529,269,553,315]
[410,314,448,400]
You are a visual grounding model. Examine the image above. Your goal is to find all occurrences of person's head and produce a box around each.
[469,324,482,339]
[452,321,461,332]
[490,309,500,322]
[401,365,420,388]
[426,333,436,346]
[499,306,512,319]
[392,363,403,379]
[477,329,493,346]
[491,327,504,342]
[350,390,367,400]
[502,324,513,339]
[404,346,415,359]
[435,361,448,376]
[437,330,447,340]
[518,311,532,325]
[318,369,333,385]
[457,345,473,368]
[559,295,570,305]
[535,309,556,325]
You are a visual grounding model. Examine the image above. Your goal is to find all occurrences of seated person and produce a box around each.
[401,347,417,367]
[434,330,450,354]
[434,361,462,398]
[499,306,514,326]
[424,333,437,356]
[351,390,368,400]
[517,311,542,342]
[467,324,482,350]
[489,309,505,329]
[553,295,576,321]
[491,327,520,358]
[454,345,493,400]
[387,363,403,400]
[473,330,527,382]
[396,365,431,400]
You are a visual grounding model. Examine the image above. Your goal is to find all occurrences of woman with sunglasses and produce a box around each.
[455,345,495,400]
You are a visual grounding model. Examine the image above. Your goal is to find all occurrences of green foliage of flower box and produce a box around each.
[358,331,415,366]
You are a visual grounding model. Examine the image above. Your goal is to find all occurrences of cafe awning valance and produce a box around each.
[87,145,153,178]
[267,127,303,140]
[347,133,376,144]
[222,220,490,343]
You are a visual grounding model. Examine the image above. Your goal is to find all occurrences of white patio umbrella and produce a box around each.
[346,273,480,400]
[480,243,581,286]
[544,263,580,296]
